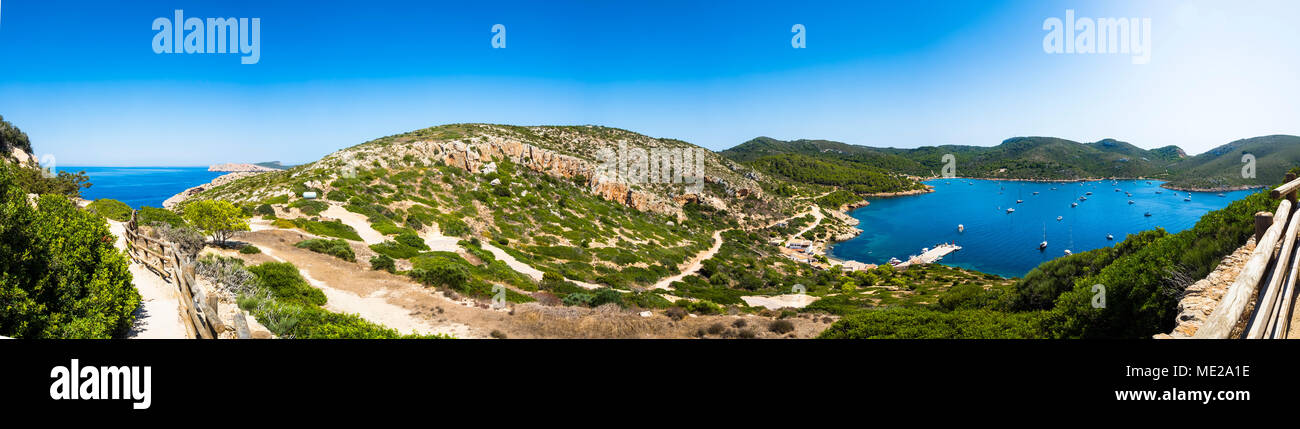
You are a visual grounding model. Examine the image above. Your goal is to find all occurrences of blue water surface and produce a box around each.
[828,179,1257,278]
[64,166,226,209]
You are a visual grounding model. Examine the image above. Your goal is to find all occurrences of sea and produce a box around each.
[828,179,1257,278]
[64,166,226,209]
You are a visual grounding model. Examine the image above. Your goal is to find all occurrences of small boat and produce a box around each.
[1006,208,1015,213]
[887,257,902,265]
[1184,197,1191,202]
[1032,191,1039,195]
[1128,200,1134,204]
[958,224,965,232]
[1126,192,1132,197]
[1144,212,1152,217]
[1079,196,1087,201]
[1106,234,1114,240]
[1218,193,1225,197]
[1071,202,1078,207]
[1086,192,1093,195]
[1064,249,1072,255]
[1056,216,1063,221]
[1146,181,1152,185]
[1050,187,1057,190]
[1016,199,1024,204]
[1115,189,1121,192]
[1039,241,1048,250]
[1156,191,1163,194]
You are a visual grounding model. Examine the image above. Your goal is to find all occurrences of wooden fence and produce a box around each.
[1196,172,1300,339]
[124,211,245,339]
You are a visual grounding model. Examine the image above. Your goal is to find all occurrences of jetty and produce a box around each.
[897,243,962,268]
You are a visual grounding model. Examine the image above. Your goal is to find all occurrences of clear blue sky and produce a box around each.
[1,0,1297,166]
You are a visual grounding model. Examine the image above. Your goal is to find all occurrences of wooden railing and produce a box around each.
[124,211,241,339]
[1196,173,1300,339]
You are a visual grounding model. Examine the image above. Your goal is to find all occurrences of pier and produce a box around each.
[896,243,962,268]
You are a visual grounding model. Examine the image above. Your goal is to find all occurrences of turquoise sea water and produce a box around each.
[828,179,1257,278]
[65,166,226,209]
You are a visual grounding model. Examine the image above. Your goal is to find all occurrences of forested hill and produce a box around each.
[1,115,34,157]
[723,135,1300,190]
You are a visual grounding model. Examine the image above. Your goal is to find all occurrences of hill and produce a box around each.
[1163,135,1300,190]
[723,135,1300,189]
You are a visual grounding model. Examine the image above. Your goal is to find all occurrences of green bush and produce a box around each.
[370,240,423,260]
[819,307,1046,339]
[409,256,470,289]
[289,199,329,216]
[293,218,362,241]
[254,204,275,216]
[589,288,624,307]
[247,262,326,306]
[240,244,262,254]
[86,198,132,222]
[0,165,140,338]
[370,255,396,273]
[138,206,184,227]
[562,292,594,307]
[296,238,355,262]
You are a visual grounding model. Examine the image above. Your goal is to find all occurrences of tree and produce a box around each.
[182,200,249,246]
[0,163,139,338]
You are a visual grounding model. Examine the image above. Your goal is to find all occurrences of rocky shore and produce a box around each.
[1159,183,1265,192]
[163,172,264,208]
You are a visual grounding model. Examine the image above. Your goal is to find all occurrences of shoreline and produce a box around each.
[923,176,1266,193]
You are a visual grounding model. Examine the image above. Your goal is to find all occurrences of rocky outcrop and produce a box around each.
[4,147,37,169]
[209,163,278,172]
[164,172,263,208]
[1157,238,1256,339]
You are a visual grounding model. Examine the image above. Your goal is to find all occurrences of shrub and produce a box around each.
[732,319,747,328]
[138,206,184,227]
[706,323,726,335]
[370,240,423,260]
[409,256,470,289]
[737,328,757,339]
[254,204,275,216]
[86,198,132,221]
[196,255,256,295]
[182,199,249,246]
[769,319,795,334]
[562,292,595,307]
[0,165,139,338]
[665,306,687,321]
[240,244,262,254]
[289,199,329,216]
[296,238,356,262]
[246,262,326,306]
[272,218,296,229]
[395,231,429,250]
[370,254,396,273]
[294,219,362,241]
[589,288,624,308]
[149,222,205,258]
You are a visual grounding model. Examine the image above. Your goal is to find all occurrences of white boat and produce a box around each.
[1016,199,1023,204]
[1106,234,1114,240]
[1064,249,1072,255]
[957,224,965,232]
[1006,208,1015,213]
[1056,216,1063,221]
[1128,200,1134,204]
[1071,202,1078,207]
[1184,197,1191,202]
[1039,241,1048,250]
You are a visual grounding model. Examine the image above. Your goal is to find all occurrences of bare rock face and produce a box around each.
[5,147,38,168]
[1161,237,1256,338]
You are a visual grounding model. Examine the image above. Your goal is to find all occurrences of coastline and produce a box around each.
[925,175,1266,193]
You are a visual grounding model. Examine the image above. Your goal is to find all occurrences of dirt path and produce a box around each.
[652,229,728,290]
[789,205,824,243]
[251,237,475,338]
[323,204,386,245]
[108,221,189,339]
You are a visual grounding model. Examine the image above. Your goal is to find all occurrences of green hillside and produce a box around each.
[1163,135,1300,189]
[723,134,1300,189]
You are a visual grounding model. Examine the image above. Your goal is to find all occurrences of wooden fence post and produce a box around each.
[1255,212,1274,243]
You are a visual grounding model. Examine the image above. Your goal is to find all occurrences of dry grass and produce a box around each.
[509,303,678,338]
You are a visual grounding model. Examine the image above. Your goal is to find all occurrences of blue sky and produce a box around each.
[1,0,1298,166]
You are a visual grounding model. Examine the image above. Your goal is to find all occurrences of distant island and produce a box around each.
[209,162,286,172]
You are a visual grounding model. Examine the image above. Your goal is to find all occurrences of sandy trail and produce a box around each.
[652,229,728,290]
[254,243,471,337]
[740,294,819,310]
[789,205,824,243]
[323,204,387,245]
[108,220,189,339]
